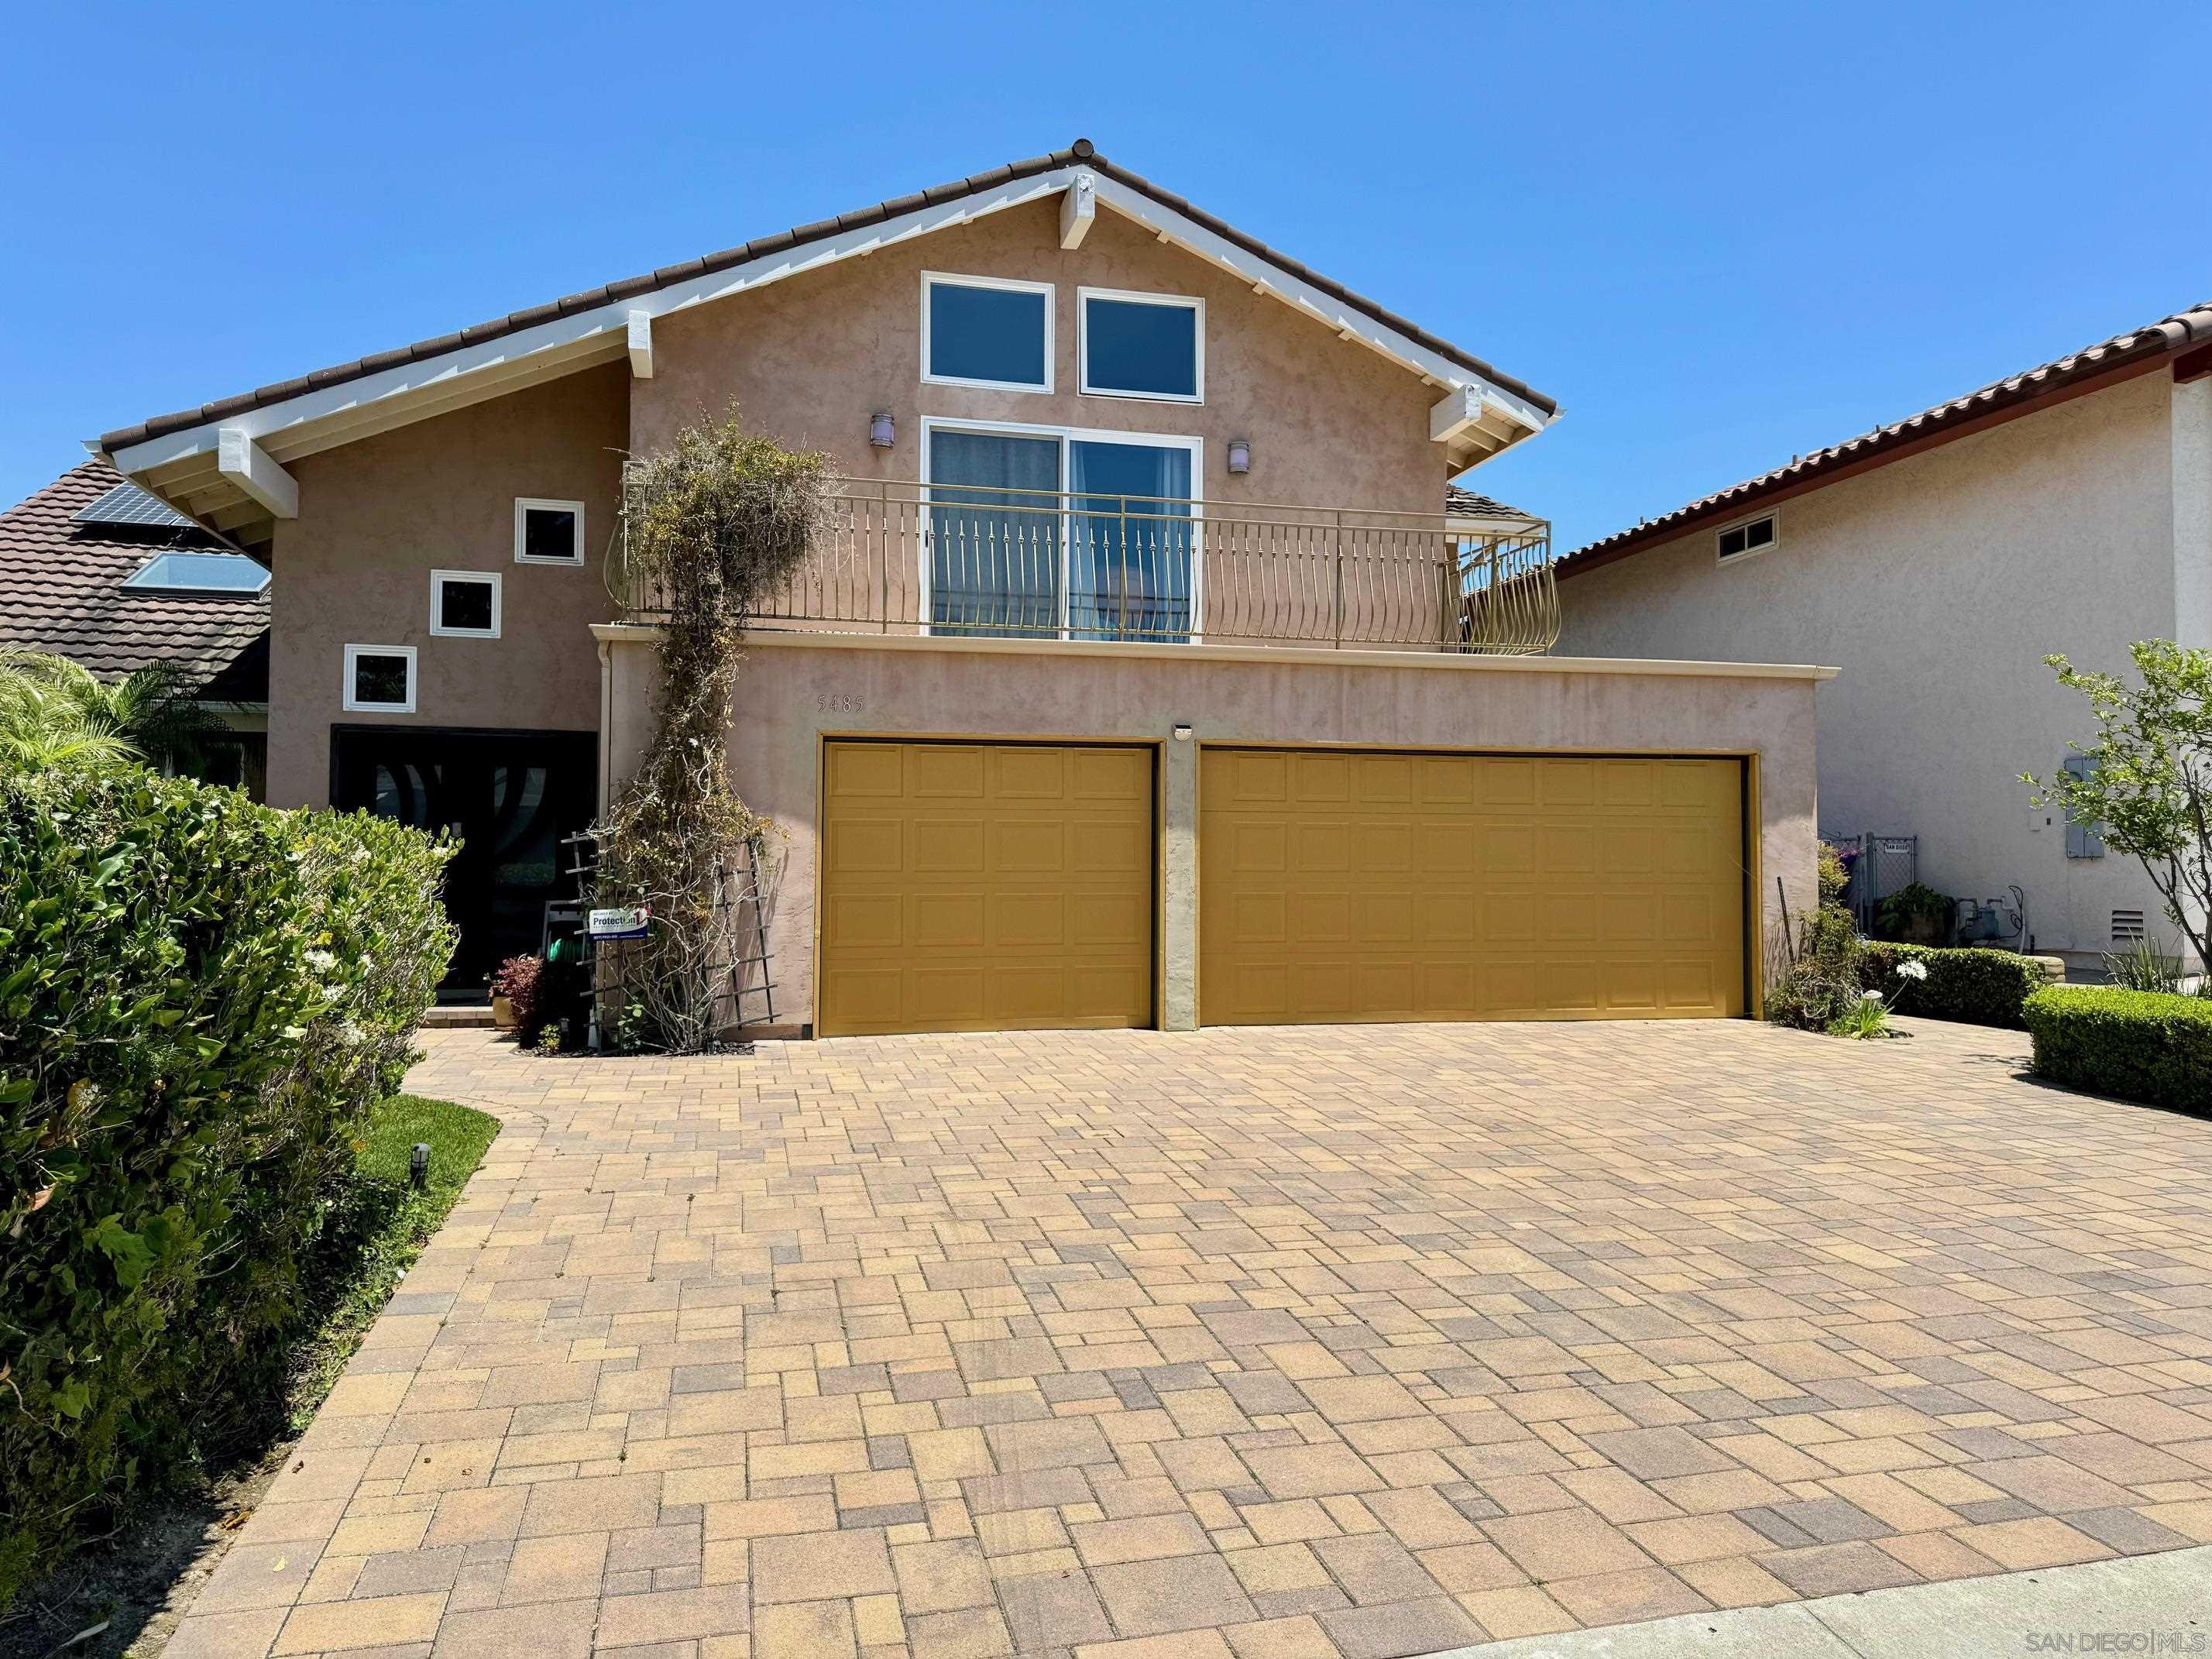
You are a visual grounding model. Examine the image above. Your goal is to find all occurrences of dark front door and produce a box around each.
[331,727,598,991]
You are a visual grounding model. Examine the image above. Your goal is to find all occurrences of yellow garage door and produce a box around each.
[1200,747,1745,1025]
[819,740,1155,1036]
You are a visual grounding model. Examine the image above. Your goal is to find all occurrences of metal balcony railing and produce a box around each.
[613,475,1558,654]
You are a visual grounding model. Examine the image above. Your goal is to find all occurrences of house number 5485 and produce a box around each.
[816,693,864,716]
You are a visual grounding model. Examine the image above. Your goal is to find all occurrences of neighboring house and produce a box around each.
[0,459,271,795]
[1554,302,2212,971]
[93,138,1830,1030]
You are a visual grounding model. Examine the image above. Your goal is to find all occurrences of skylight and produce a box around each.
[123,552,271,594]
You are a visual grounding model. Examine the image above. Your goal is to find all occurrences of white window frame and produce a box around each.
[429,568,503,638]
[1077,286,1205,404]
[514,497,586,566]
[342,644,417,714]
[920,271,1055,393]
[918,416,1204,643]
[1716,510,1781,565]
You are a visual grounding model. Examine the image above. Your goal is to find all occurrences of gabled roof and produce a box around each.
[1558,298,2212,578]
[0,460,270,697]
[98,139,1558,549]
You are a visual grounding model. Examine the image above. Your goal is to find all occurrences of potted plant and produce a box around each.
[489,953,544,1037]
[1875,883,1955,946]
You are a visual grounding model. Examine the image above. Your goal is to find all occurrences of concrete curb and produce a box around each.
[1423,1545,2212,1657]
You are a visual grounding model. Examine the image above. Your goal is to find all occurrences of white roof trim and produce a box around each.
[109,163,1549,478]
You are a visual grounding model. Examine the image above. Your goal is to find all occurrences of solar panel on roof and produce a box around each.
[74,480,197,530]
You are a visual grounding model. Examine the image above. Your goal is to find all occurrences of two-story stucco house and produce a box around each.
[94,139,1831,1034]
[1554,303,2212,974]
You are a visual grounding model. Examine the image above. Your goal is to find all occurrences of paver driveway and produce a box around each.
[171,1018,2212,1659]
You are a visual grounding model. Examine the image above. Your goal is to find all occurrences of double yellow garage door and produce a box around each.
[819,740,1746,1036]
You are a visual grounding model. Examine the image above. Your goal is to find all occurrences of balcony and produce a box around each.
[613,475,1558,654]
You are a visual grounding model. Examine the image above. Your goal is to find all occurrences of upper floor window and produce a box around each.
[515,498,585,565]
[122,551,270,593]
[1080,289,1203,403]
[1716,512,1778,563]
[430,569,501,638]
[922,273,1052,393]
[343,644,416,713]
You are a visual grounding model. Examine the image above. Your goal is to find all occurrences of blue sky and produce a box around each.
[4,2,2208,552]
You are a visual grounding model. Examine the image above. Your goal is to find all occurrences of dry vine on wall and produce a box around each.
[595,410,830,1052]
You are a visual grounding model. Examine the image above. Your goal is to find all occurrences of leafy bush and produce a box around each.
[491,953,550,1042]
[1874,881,1955,944]
[1767,903,1867,1032]
[2024,985,2212,1112]
[1858,943,2049,1029]
[0,770,454,1609]
[1817,843,1853,907]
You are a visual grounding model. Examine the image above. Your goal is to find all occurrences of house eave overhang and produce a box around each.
[96,146,1557,548]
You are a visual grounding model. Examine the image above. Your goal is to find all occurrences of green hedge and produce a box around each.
[0,771,454,1609]
[2024,985,2212,1113]
[1860,943,2049,1029]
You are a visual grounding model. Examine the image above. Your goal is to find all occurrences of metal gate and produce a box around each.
[1823,832,1918,933]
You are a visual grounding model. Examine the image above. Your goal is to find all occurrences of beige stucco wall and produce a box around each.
[599,630,1823,1036]
[1555,369,2187,962]
[635,198,1444,511]
[265,364,630,806]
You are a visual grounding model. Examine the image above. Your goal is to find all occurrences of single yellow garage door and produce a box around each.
[1200,747,1746,1025]
[819,740,1154,1036]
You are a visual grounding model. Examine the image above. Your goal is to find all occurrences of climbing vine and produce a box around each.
[596,409,830,1051]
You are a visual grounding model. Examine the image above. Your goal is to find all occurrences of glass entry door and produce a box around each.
[331,727,598,992]
[926,429,1196,642]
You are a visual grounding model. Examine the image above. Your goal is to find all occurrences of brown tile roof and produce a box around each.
[1558,299,2212,576]
[0,460,270,696]
[99,139,1555,455]
[1444,486,1534,521]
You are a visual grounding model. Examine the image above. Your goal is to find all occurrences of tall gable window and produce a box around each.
[922,273,1052,392]
[1080,289,1202,402]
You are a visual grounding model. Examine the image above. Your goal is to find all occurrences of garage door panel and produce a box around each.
[1291,891,1352,943]
[1202,747,1743,1026]
[991,892,1066,947]
[820,740,1154,1036]
[912,819,984,874]
[910,744,988,797]
[830,818,904,874]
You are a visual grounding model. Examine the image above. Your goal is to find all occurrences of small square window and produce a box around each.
[430,569,501,637]
[1080,289,1203,402]
[515,498,585,565]
[343,644,417,713]
[922,273,1053,392]
[1717,513,1778,562]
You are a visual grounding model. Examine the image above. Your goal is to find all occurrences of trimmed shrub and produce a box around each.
[0,770,454,1609]
[1859,943,2049,1029]
[2024,985,2212,1112]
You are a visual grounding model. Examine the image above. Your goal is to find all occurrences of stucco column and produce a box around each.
[1161,730,1199,1031]
[2176,372,2212,650]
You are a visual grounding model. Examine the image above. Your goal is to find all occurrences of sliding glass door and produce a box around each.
[926,425,1197,643]
[927,430,1060,637]
[1068,440,1193,641]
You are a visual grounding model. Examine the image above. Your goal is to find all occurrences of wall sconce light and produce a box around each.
[1172,723,1194,742]
[868,411,896,448]
[1226,439,1251,475]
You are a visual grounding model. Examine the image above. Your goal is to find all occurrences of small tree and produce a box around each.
[594,410,830,1051]
[0,651,229,776]
[2025,641,2212,972]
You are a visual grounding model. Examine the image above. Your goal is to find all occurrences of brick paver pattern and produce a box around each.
[169,1018,2212,1659]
